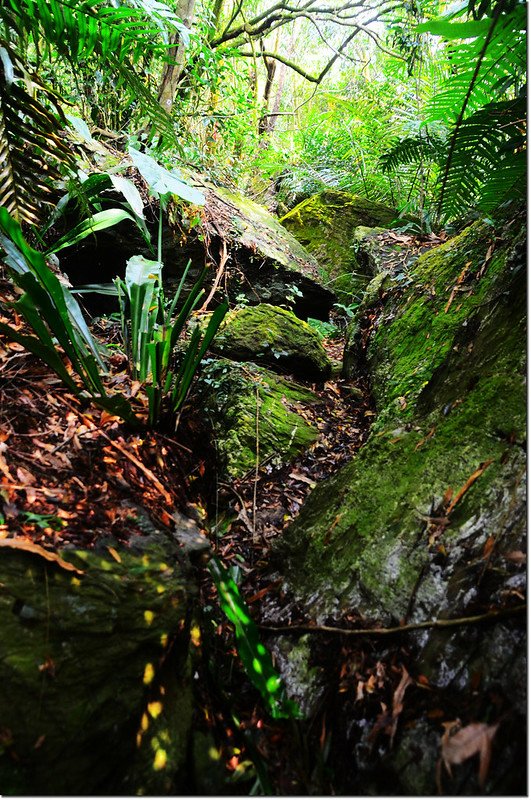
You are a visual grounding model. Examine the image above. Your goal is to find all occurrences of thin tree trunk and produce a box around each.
[157,0,196,113]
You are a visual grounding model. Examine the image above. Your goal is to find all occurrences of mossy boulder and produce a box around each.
[280,191,396,302]
[279,214,525,617]
[57,164,335,321]
[275,212,526,792]
[0,538,193,795]
[199,359,319,478]
[210,304,332,381]
[167,180,336,320]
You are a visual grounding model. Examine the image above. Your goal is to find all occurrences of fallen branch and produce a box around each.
[259,604,526,637]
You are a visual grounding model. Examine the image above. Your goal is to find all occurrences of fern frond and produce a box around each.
[380,132,447,172]
[0,43,75,224]
[478,150,526,211]
[437,96,526,220]
[425,3,526,124]
[0,0,172,64]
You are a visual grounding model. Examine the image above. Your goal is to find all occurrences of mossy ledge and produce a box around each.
[276,210,526,637]
[280,190,396,301]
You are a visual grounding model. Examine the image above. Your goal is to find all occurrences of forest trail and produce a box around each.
[210,229,446,616]
[0,222,524,795]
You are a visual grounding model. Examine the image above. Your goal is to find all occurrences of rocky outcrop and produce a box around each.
[0,536,194,795]
[275,211,526,794]
[183,183,336,320]
[280,191,396,302]
[208,304,332,381]
[199,360,319,478]
[55,165,335,321]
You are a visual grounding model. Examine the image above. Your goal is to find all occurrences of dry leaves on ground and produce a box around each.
[438,720,499,791]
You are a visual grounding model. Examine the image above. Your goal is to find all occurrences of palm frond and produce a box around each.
[0,43,75,224]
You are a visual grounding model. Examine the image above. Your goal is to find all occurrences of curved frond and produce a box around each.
[380,132,447,172]
[0,0,177,141]
[424,4,526,123]
[1,0,173,64]
[0,44,75,224]
[437,96,526,220]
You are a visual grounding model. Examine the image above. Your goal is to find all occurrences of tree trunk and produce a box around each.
[157,0,196,113]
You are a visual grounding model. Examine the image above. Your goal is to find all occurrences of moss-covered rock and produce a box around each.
[0,539,193,795]
[210,304,332,381]
[168,180,336,321]
[275,213,526,792]
[280,191,396,302]
[57,167,336,321]
[199,359,319,478]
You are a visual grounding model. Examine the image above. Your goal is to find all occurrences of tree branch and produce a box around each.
[259,604,526,636]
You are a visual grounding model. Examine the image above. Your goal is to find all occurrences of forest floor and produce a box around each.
[0,230,463,793]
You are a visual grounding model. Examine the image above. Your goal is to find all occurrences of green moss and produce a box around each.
[368,220,522,416]
[280,191,396,302]
[200,360,319,478]
[280,373,525,619]
[0,544,192,795]
[278,214,526,622]
[212,303,332,380]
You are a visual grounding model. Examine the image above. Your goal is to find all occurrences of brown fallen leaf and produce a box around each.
[445,459,493,517]
[503,550,526,565]
[289,472,316,488]
[441,720,499,788]
[390,665,413,745]
[0,538,84,575]
[107,546,122,564]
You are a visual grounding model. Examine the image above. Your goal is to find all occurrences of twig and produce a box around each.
[199,239,229,312]
[252,384,261,544]
[259,604,526,636]
[60,397,173,506]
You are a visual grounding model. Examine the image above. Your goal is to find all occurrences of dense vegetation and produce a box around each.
[0,0,526,795]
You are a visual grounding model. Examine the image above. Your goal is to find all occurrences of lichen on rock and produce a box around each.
[209,303,332,381]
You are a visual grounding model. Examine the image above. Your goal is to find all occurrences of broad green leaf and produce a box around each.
[66,113,94,142]
[110,174,146,218]
[416,18,491,38]
[47,209,135,254]
[129,147,205,205]
[125,254,162,290]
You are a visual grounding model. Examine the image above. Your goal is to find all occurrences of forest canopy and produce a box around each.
[0,0,526,230]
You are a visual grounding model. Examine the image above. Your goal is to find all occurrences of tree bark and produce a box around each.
[157,0,196,113]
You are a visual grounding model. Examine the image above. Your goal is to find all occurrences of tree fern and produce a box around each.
[420,3,526,123]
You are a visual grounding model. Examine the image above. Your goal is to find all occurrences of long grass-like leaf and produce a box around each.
[208,555,301,720]
[47,209,136,255]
